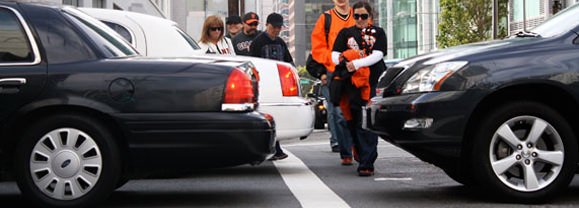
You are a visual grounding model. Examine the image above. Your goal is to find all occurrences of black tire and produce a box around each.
[14,114,121,208]
[314,114,325,129]
[470,102,577,203]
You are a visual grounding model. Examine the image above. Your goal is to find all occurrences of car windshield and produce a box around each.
[62,8,138,57]
[530,3,579,37]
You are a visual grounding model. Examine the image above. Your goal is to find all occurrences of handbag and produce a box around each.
[306,54,326,79]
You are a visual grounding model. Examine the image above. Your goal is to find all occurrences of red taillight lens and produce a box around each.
[277,63,299,96]
[224,68,255,104]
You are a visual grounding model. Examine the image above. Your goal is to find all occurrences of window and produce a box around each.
[393,0,418,59]
[0,8,33,63]
[175,27,200,50]
[63,9,137,57]
[513,0,541,21]
[93,0,106,8]
[63,0,82,7]
[102,21,133,44]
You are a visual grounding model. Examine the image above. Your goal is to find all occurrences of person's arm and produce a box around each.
[311,13,331,66]
[332,51,341,65]
[282,41,294,66]
[331,29,348,65]
[351,51,384,69]
[249,36,259,57]
[231,35,241,54]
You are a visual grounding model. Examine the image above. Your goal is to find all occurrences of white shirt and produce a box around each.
[332,50,384,70]
[198,37,236,55]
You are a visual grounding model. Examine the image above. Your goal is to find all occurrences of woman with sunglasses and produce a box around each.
[199,15,236,55]
[331,0,387,177]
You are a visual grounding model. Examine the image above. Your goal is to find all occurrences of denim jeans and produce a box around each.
[321,77,353,159]
[348,100,378,171]
[348,88,379,171]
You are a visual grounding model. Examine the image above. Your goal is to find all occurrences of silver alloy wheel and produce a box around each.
[29,128,102,200]
[489,116,564,192]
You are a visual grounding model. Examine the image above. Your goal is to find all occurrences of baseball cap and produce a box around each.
[266,13,284,27]
[243,12,259,24]
[226,15,242,24]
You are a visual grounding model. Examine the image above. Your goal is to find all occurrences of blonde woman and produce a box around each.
[199,15,236,55]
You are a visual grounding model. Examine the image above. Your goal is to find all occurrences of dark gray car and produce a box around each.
[366,4,579,203]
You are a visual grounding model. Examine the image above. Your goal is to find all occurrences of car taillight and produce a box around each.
[222,68,255,111]
[277,63,299,96]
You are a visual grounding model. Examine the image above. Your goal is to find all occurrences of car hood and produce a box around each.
[395,37,543,69]
[378,37,549,93]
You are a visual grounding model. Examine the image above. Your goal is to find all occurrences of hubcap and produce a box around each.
[489,116,564,192]
[29,128,102,200]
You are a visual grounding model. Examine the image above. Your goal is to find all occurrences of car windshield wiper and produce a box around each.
[513,31,541,38]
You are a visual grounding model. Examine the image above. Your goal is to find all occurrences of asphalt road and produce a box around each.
[2,129,579,207]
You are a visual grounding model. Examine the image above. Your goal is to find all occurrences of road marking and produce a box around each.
[374,177,413,181]
[283,141,328,147]
[273,148,350,208]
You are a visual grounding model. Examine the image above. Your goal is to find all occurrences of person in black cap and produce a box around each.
[231,12,262,56]
[225,15,242,39]
[249,13,293,64]
[249,13,294,161]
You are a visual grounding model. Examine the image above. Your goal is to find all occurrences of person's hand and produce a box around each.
[321,74,328,85]
[346,62,356,72]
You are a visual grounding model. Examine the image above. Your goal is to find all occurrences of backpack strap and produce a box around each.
[324,12,331,44]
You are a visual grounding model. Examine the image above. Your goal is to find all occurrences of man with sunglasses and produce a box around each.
[331,1,386,176]
[232,12,262,56]
[311,0,356,166]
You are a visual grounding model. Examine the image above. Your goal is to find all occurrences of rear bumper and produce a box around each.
[258,97,315,140]
[115,111,275,170]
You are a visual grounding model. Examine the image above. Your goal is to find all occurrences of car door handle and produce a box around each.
[0,78,27,86]
[0,78,26,94]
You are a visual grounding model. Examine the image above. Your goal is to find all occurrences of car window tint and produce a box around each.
[0,8,33,63]
[174,27,200,50]
[102,21,133,44]
[63,11,137,58]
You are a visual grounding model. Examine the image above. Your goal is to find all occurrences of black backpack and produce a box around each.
[306,12,331,79]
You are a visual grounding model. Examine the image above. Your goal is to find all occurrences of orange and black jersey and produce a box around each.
[333,25,387,87]
[333,26,387,58]
[311,8,355,73]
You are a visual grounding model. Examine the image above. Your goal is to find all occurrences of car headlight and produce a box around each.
[401,61,468,94]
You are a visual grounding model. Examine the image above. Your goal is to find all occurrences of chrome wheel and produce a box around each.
[489,116,564,192]
[29,128,102,200]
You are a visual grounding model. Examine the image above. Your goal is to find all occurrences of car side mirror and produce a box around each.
[307,93,316,98]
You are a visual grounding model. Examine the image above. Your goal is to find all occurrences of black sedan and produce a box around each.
[366,4,579,203]
[0,2,274,207]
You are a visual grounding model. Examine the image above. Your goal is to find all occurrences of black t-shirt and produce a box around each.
[232,30,262,56]
[333,25,387,87]
[249,32,294,65]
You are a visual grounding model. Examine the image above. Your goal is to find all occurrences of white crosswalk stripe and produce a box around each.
[273,148,351,208]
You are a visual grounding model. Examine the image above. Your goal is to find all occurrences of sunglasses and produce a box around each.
[247,22,259,26]
[209,27,223,31]
[353,13,369,20]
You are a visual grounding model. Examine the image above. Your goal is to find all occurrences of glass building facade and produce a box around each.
[392,0,417,58]
[376,0,438,59]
